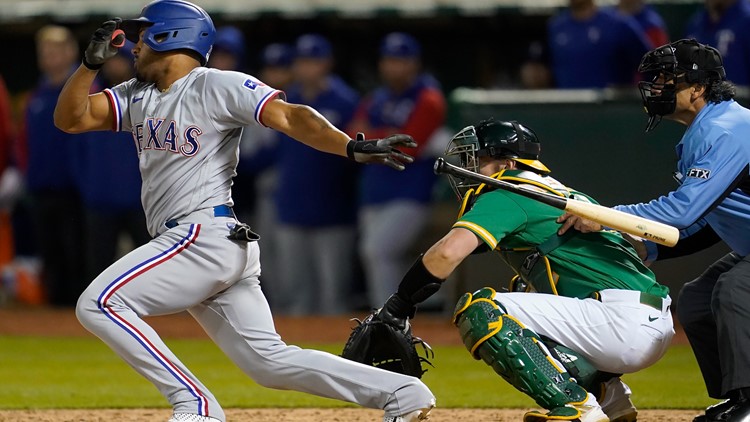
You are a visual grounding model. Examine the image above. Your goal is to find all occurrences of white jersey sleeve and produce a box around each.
[103,78,142,133]
[202,70,285,131]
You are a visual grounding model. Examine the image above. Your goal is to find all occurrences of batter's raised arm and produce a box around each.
[55,19,124,133]
[261,97,417,170]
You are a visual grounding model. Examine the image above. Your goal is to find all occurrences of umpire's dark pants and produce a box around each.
[677,252,750,398]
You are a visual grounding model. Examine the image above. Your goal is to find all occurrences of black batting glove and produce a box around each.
[346,132,417,171]
[83,18,124,70]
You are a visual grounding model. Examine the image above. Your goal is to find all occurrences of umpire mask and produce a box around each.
[638,39,726,132]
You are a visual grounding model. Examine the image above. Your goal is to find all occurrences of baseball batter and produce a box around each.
[373,119,674,422]
[53,1,434,421]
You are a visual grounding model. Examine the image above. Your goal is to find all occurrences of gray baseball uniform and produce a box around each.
[75,67,434,421]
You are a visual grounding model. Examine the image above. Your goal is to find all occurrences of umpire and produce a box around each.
[558,39,750,422]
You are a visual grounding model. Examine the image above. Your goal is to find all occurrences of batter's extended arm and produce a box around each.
[261,98,417,170]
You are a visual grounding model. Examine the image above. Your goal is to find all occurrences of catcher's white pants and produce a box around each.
[494,290,674,373]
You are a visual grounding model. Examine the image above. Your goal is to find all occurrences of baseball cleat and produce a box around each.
[523,394,609,422]
[383,404,434,422]
[600,378,638,422]
[167,413,221,422]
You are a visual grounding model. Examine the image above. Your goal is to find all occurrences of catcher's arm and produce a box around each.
[341,227,479,377]
[423,227,481,277]
[382,227,480,322]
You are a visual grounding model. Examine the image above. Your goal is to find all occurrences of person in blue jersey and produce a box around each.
[548,0,651,88]
[206,26,246,72]
[273,34,361,315]
[349,32,447,309]
[17,25,89,306]
[686,0,750,86]
[558,39,750,422]
[81,41,150,283]
[609,0,669,48]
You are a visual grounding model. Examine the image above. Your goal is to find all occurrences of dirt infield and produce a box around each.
[0,307,688,345]
[0,307,694,421]
[0,408,703,421]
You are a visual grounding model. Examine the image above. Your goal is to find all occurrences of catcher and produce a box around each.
[343,118,675,422]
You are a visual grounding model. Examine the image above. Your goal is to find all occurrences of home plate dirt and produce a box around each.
[0,408,702,421]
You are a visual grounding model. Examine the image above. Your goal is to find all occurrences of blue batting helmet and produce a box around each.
[121,0,216,66]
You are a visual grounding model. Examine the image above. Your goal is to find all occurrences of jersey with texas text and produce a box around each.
[104,67,283,236]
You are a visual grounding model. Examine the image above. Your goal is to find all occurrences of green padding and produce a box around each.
[455,298,503,358]
[524,405,581,422]
[550,343,602,393]
[454,296,587,410]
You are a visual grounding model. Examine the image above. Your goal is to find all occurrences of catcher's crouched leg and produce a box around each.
[452,287,590,422]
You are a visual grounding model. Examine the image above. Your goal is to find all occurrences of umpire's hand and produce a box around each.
[83,18,125,70]
[346,132,417,171]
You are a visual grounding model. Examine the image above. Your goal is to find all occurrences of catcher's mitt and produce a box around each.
[341,311,434,378]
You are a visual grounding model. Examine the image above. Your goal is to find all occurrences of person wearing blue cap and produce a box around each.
[547,0,651,88]
[685,0,750,86]
[259,43,295,90]
[273,34,362,315]
[350,32,447,309]
[207,26,246,71]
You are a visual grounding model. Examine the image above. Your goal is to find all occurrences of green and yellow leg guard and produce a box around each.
[453,287,588,418]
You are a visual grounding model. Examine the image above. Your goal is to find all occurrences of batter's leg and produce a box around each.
[76,223,246,421]
[188,274,435,417]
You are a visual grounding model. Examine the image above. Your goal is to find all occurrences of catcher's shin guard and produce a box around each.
[452,287,588,416]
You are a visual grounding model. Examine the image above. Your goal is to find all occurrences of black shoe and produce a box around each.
[721,399,750,422]
[694,399,732,422]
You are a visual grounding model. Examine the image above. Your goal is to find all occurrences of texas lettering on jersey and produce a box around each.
[132,118,202,156]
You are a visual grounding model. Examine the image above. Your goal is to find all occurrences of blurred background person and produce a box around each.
[273,34,360,315]
[349,32,446,309]
[519,41,553,89]
[0,75,22,306]
[232,42,295,309]
[686,0,750,86]
[79,41,150,283]
[547,0,652,88]
[206,25,246,71]
[609,0,669,48]
[15,25,88,306]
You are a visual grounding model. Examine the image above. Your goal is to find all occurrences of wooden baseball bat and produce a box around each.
[434,157,678,247]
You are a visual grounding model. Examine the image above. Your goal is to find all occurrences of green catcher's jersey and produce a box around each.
[454,170,668,299]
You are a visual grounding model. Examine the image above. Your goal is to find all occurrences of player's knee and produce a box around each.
[75,288,99,329]
[452,288,588,410]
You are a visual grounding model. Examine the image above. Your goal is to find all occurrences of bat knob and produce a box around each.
[111,29,126,48]
[433,157,445,175]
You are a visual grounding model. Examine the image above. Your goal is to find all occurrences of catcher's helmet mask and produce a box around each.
[121,0,216,66]
[638,38,725,132]
[444,118,549,199]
